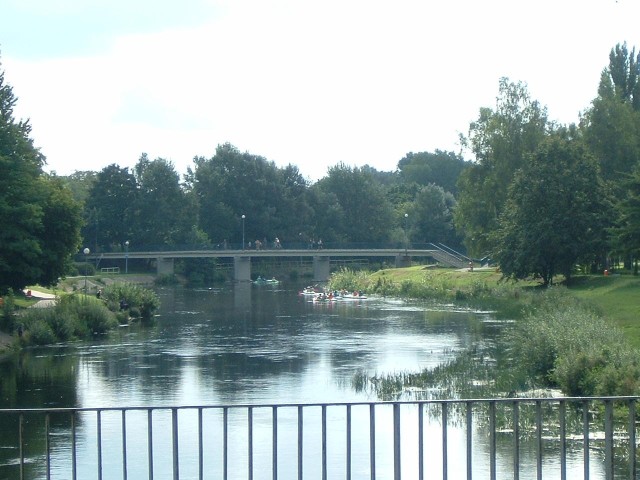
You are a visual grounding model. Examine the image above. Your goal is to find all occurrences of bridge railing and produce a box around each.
[1,396,637,480]
[77,242,449,255]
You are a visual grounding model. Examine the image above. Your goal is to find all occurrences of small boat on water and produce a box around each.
[312,292,337,302]
[338,292,368,300]
[299,286,321,296]
[253,276,280,285]
[331,289,367,300]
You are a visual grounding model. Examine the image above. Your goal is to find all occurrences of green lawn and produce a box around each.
[566,274,640,347]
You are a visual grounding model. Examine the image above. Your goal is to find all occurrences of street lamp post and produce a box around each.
[125,240,129,274]
[404,213,409,253]
[83,247,90,295]
[241,214,246,250]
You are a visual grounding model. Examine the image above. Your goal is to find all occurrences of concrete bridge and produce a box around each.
[84,246,470,282]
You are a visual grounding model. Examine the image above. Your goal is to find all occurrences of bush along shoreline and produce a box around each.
[329,268,640,399]
[9,283,159,347]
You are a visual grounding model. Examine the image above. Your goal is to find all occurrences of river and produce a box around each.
[0,281,610,479]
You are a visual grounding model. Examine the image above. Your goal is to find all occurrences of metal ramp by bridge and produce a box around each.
[427,245,471,269]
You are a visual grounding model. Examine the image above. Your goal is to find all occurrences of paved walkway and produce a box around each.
[23,289,57,308]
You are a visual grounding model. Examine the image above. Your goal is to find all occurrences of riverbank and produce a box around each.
[0,274,157,355]
[329,265,640,348]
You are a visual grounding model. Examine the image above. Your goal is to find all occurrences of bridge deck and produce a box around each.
[89,248,439,260]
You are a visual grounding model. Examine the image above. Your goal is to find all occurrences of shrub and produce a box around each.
[25,319,56,345]
[1,293,16,331]
[509,292,640,396]
[102,283,159,321]
[78,302,118,334]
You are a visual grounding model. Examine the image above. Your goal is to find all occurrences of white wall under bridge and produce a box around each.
[83,248,467,282]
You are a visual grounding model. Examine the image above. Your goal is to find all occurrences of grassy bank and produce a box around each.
[330,265,640,398]
[329,266,640,347]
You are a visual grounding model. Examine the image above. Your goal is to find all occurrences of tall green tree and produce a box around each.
[313,164,394,244]
[0,58,83,292]
[494,134,610,286]
[192,143,311,247]
[84,164,138,250]
[39,176,84,285]
[397,150,467,195]
[582,43,640,184]
[610,163,640,273]
[132,154,194,247]
[410,184,460,248]
[455,78,549,256]
[607,42,640,108]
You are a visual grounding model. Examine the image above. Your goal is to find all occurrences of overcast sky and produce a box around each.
[2,0,639,181]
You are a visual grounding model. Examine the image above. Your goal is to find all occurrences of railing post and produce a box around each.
[466,402,472,480]
[147,409,154,480]
[346,404,352,480]
[535,401,542,480]
[71,412,77,480]
[442,402,448,480]
[172,408,179,480]
[45,413,51,480]
[420,403,426,480]
[322,405,327,480]
[394,403,401,480]
[629,399,637,480]
[489,401,496,480]
[122,409,128,480]
[559,400,566,480]
[223,407,229,480]
[198,408,203,480]
[605,400,614,480]
[273,406,278,480]
[19,413,25,480]
[298,406,303,480]
[369,404,376,480]
[582,400,590,480]
[512,401,519,480]
[248,406,253,480]
[97,410,103,480]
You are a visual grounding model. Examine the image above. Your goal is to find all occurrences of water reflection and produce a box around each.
[1,281,575,479]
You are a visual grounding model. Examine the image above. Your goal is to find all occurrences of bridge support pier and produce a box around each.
[234,256,251,282]
[395,254,411,268]
[313,256,331,282]
[157,257,175,275]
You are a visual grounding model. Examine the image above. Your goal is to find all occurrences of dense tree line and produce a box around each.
[456,43,640,284]
[0,59,83,294]
[68,144,467,256]
[3,43,640,292]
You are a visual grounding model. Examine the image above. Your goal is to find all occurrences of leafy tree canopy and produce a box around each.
[397,150,467,195]
[455,78,549,256]
[0,58,82,293]
[494,133,610,286]
[582,43,640,184]
[314,163,394,244]
[83,164,138,251]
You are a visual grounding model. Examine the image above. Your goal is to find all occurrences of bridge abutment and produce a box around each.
[395,255,411,268]
[157,257,175,275]
[313,256,331,282]
[234,256,252,282]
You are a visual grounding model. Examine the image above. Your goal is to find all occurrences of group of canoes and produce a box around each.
[299,286,368,302]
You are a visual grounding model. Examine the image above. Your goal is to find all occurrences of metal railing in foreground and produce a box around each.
[0,396,638,480]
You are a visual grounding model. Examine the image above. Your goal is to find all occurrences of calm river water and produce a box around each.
[0,282,608,479]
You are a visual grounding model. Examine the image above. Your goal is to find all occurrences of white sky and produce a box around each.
[1,0,639,182]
